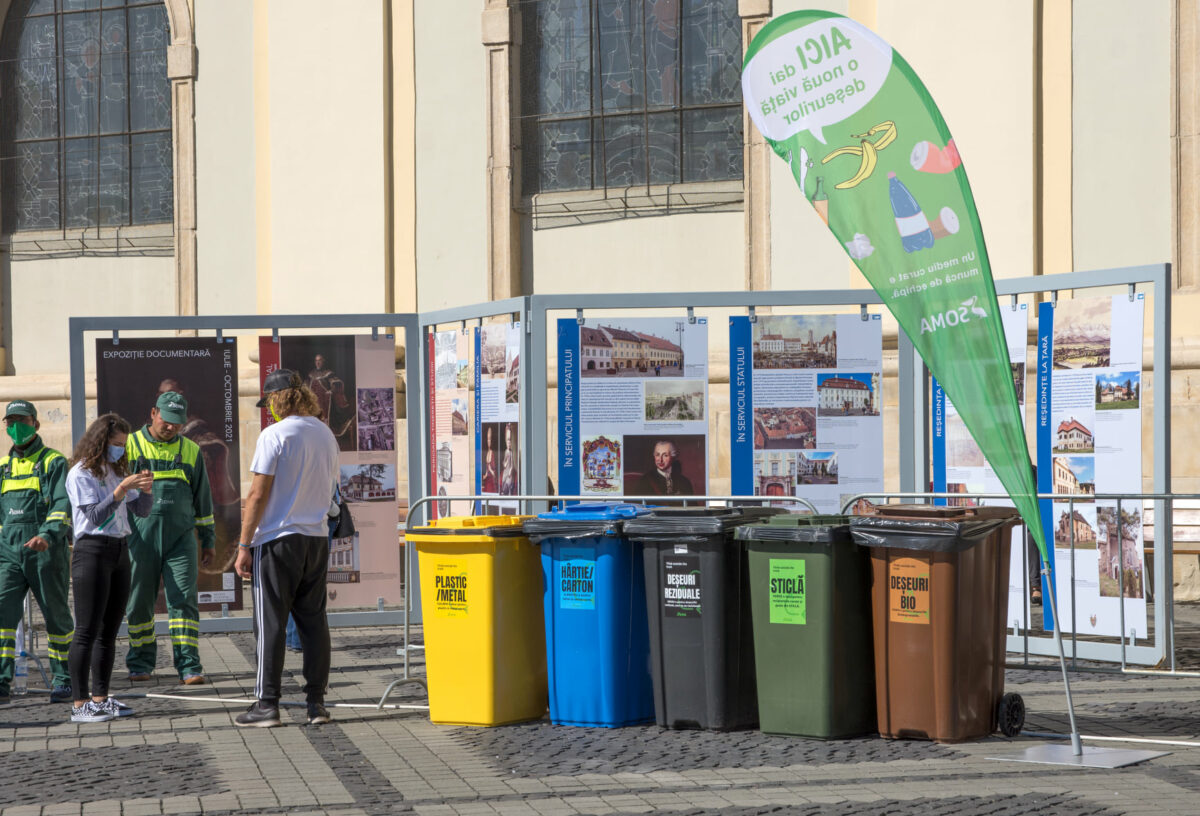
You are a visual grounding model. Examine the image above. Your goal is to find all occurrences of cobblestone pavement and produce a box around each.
[4,604,1200,816]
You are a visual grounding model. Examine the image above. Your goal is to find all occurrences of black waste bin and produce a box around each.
[623,506,782,730]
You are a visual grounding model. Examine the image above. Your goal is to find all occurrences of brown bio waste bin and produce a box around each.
[850,505,1025,742]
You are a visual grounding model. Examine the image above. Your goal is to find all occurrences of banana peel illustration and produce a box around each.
[821,121,896,189]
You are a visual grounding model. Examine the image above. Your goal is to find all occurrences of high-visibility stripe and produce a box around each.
[0,628,15,636]
[128,635,156,646]
[47,647,69,660]
[168,618,199,627]
[1,476,40,493]
[1,447,57,495]
[0,648,15,658]
[151,469,189,482]
[46,631,73,643]
[125,433,141,463]
[126,621,156,633]
[195,515,214,526]
[171,636,200,647]
[46,512,69,523]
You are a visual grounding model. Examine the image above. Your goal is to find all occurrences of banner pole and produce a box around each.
[1043,568,1083,756]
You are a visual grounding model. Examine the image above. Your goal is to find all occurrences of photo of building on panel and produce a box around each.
[581,323,685,376]
[752,315,837,370]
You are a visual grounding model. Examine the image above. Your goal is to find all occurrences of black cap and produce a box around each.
[257,368,302,407]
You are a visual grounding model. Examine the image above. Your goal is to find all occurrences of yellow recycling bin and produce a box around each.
[408,515,548,726]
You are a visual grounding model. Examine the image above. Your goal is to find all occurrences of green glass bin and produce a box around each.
[736,516,876,738]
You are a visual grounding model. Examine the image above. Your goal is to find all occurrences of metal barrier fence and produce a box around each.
[377,492,818,708]
[416,296,531,623]
[840,491,1191,673]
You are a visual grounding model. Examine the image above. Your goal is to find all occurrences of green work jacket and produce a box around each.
[126,426,216,549]
[0,437,71,547]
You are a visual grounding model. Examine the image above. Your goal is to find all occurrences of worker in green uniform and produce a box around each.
[124,391,215,684]
[0,400,74,704]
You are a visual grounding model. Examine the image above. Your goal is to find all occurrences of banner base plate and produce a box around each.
[986,743,1169,768]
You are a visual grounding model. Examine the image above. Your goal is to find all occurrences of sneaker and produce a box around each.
[49,685,73,703]
[234,701,280,728]
[128,672,152,682]
[101,697,135,718]
[307,702,332,725]
[70,701,114,723]
[181,674,206,686]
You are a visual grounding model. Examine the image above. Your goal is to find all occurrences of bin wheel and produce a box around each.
[996,692,1025,737]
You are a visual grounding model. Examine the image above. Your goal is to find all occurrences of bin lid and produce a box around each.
[623,506,783,538]
[409,514,533,538]
[849,514,1017,552]
[762,513,853,527]
[523,502,655,541]
[735,514,853,544]
[868,504,972,519]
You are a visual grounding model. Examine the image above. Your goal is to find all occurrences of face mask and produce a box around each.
[269,403,282,423]
[7,423,35,446]
[107,444,125,463]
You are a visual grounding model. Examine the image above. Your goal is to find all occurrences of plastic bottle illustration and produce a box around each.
[812,176,829,225]
[14,650,28,694]
[887,171,935,253]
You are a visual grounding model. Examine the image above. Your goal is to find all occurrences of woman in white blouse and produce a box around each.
[64,414,152,723]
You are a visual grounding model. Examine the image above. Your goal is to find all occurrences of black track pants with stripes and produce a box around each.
[250,534,331,703]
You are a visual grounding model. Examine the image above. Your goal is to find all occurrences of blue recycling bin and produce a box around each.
[523,503,655,727]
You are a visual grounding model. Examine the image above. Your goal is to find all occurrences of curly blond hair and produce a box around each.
[268,385,322,419]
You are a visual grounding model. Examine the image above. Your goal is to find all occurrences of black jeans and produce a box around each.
[68,536,131,699]
[251,534,330,704]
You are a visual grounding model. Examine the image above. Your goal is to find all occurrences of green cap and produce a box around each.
[155,391,188,424]
[4,400,36,420]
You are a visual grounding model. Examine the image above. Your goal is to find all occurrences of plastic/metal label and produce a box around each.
[768,558,806,625]
[889,556,931,624]
[558,548,596,610]
[663,555,701,617]
[433,559,469,617]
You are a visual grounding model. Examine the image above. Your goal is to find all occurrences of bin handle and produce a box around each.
[554,502,644,519]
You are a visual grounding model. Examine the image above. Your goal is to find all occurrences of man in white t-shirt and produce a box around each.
[233,369,339,727]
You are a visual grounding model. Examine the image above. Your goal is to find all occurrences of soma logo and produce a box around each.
[919,296,988,334]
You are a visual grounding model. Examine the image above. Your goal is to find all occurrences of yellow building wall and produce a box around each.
[876,0,1036,281]
[414,0,488,310]
[195,0,257,315]
[1072,0,1172,272]
[264,0,389,315]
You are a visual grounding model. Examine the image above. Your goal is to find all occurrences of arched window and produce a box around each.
[1,0,172,234]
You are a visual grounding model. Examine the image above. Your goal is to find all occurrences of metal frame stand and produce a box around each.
[526,288,907,505]
[416,296,531,624]
[20,593,51,691]
[67,313,425,633]
[906,263,1172,667]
